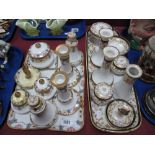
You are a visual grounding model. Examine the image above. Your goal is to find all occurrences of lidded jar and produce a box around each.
[28,42,54,69]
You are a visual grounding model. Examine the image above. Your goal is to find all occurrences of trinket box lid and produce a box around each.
[106,99,136,128]
[95,83,113,100]
[29,42,50,59]
[11,89,28,107]
[113,56,129,69]
[34,77,52,93]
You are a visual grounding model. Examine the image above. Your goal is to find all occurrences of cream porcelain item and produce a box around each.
[30,102,57,127]
[15,66,40,89]
[11,90,30,114]
[11,90,27,106]
[108,37,129,55]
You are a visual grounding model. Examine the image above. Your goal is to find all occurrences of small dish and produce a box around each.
[106,99,136,128]
[15,66,40,89]
[11,89,30,114]
[108,36,130,55]
[111,56,129,75]
[28,42,55,69]
[34,77,56,100]
[90,82,113,106]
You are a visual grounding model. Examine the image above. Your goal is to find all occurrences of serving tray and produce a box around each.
[20,20,86,40]
[7,50,85,132]
[0,46,24,127]
[87,32,142,133]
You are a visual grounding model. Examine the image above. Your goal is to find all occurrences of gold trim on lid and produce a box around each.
[35,43,41,48]
[51,70,68,89]
[14,92,21,98]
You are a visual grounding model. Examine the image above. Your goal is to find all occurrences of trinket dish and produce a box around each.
[111,56,129,75]
[108,36,129,55]
[106,99,136,128]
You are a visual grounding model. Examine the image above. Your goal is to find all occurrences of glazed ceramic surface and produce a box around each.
[106,100,135,128]
[7,38,84,132]
[108,37,129,55]
[87,30,142,133]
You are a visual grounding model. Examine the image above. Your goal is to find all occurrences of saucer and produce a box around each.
[28,52,55,69]
[69,50,83,66]
[91,50,104,67]
[30,102,57,128]
[15,67,40,89]
[108,37,129,55]
[90,22,112,37]
[53,90,81,116]
[92,69,114,85]
[106,99,135,128]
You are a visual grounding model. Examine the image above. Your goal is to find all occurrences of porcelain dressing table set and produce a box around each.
[87,22,143,133]
[7,31,84,132]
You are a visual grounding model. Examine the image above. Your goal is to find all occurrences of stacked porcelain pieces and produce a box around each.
[88,22,143,133]
[7,32,84,132]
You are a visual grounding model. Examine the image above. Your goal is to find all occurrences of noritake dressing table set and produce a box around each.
[7,31,85,132]
[87,22,143,133]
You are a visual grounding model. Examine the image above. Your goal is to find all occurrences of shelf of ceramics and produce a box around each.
[87,32,142,133]
[7,39,85,132]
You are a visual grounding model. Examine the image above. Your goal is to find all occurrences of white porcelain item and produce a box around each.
[91,50,104,67]
[92,46,119,85]
[95,82,113,100]
[30,102,57,128]
[53,90,81,116]
[34,77,56,100]
[108,37,129,55]
[113,64,142,101]
[111,56,129,75]
[99,28,114,41]
[106,100,135,128]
